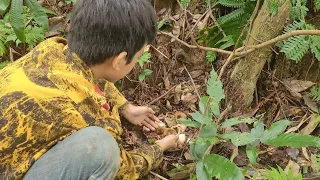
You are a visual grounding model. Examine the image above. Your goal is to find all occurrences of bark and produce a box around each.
[226,0,290,110]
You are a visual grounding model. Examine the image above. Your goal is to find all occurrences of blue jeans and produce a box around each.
[23,126,120,180]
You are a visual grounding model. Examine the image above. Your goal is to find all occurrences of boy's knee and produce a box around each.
[79,126,120,171]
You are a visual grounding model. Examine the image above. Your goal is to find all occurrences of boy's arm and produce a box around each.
[116,143,163,180]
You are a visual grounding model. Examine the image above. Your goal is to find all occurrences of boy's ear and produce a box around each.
[112,52,128,70]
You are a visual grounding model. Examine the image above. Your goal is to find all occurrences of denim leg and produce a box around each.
[23,126,120,180]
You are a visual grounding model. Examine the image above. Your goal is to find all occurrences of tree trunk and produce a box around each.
[226,0,290,110]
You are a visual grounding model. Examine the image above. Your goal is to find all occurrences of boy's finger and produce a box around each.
[147,107,155,114]
[148,113,160,122]
[145,118,158,129]
[142,121,156,131]
[143,126,150,132]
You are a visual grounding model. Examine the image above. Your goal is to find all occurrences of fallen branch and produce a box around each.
[160,30,320,57]
[146,85,177,105]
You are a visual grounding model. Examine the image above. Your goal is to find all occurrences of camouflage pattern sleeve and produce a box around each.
[116,144,163,180]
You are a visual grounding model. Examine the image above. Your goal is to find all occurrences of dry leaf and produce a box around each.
[303,94,319,113]
[165,112,178,127]
[302,147,310,161]
[190,70,204,79]
[284,160,300,177]
[283,79,315,98]
[310,154,319,172]
[164,76,171,90]
[302,114,320,135]
[181,93,198,104]
[174,84,182,104]
[184,152,192,160]
[230,147,239,162]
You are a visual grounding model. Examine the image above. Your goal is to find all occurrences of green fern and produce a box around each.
[263,166,302,180]
[218,7,245,24]
[26,0,49,30]
[308,86,320,102]
[10,0,25,42]
[310,36,320,60]
[290,0,308,21]
[280,35,310,63]
[283,21,304,34]
[218,0,245,8]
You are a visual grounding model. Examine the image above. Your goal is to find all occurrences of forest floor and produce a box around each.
[2,0,320,179]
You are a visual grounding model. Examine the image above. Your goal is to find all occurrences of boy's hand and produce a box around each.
[121,103,160,131]
[155,135,179,151]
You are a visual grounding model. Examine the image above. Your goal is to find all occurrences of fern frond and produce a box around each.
[218,0,245,8]
[26,0,49,30]
[280,35,309,63]
[283,21,304,33]
[218,7,245,24]
[310,36,320,61]
[263,166,302,180]
[25,26,45,49]
[0,41,6,56]
[308,86,320,102]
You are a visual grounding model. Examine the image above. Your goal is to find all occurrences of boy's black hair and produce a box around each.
[67,0,157,66]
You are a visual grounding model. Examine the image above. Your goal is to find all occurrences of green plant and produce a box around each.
[0,61,10,69]
[177,68,320,179]
[262,166,302,180]
[199,0,257,62]
[308,86,320,102]
[137,48,153,81]
[0,0,48,56]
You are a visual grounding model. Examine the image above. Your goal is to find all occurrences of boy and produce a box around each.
[0,0,178,179]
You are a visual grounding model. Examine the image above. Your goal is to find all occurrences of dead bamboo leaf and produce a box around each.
[165,112,178,127]
[303,94,319,113]
[283,80,315,98]
[284,160,300,177]
[164,76,171,90]
[302,147,310,161]
[301,114,320,135]
[230,147,239,162]
[174,84,182,104]
[310,154,319,172]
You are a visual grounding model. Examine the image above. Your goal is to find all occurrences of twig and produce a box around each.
[183,65,201,100]
[160,31,233,55]
[217,52,235,80]
[150,45,170,60]
[160,30,320,57]
[216,104,232,124]
[217,0,261,79]
[208,1,226,37]
[146,85,177,105]
[150,171,169,180]
[236,30,320,56]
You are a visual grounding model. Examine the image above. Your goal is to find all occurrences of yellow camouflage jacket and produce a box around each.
[0,37,163,180]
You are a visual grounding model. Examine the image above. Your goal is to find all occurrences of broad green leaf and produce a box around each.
[10,0,25,42]
[157,19,166,29]
[199,123,217,138]
[26,0,49,30]
[179,119,201,128]
[260,120,291,143]
[246,146,259,164]
[221,118,253,128]
[191,111,211,125]
[215,35,235,50]
[206,69,224,117]
[220,131,256,147]
[190,137,218,160]
[0,0,10,15]
[264,133,320,148]
[196,161,210,180]
[204,154,244,180]
[199,96,209,114]
[250,121,265,146]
